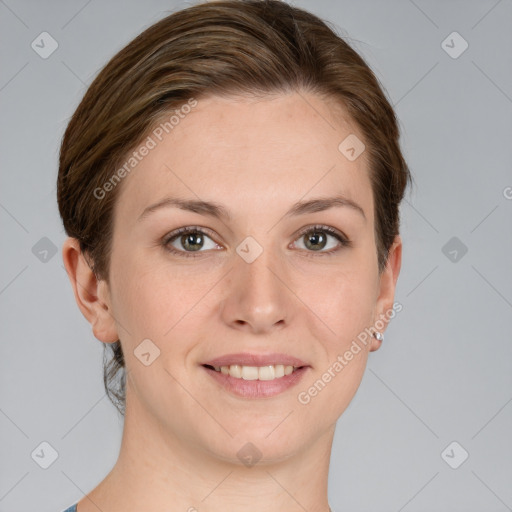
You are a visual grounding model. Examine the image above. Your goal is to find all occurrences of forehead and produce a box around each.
[113,92,373,224]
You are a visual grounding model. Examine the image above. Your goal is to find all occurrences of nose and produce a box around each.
[219,243,293,335]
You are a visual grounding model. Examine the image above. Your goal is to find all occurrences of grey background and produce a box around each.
[1,0,511,511]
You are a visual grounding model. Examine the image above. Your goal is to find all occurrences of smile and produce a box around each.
[203,363,301,380]
[201,364,309,398]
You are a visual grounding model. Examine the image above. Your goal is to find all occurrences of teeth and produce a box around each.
[210,364,299,380]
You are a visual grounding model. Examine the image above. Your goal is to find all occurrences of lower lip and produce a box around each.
[202,365,309,398]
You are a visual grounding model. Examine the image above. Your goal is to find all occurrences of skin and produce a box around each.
[63,91,401,512]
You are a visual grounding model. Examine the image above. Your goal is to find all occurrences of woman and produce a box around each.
[58,1,411,510]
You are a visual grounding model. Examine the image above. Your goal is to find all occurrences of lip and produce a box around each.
[202,365,310,399]
[201,352,309,368]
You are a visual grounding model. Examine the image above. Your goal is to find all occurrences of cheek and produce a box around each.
[296,276,374,421]
[300,349,369,429]
[301,270,377,419]
[109,249,219,349]
[301,265,377,343]
[108,248,167,345]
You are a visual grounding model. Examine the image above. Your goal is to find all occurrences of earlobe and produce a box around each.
[62,237,119,343]
[370,235,402,352]
[369,331,384,352]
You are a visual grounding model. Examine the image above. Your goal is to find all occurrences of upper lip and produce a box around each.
[202,352,309,368]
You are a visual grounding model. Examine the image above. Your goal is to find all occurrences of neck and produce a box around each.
[78,387,335,512]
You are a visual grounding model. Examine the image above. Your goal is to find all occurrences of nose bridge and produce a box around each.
[239,241,278,296]
[222,235,290,332]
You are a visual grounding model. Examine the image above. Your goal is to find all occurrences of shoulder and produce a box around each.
[60,504,77,512]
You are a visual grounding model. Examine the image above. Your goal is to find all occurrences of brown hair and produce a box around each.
[57,0,412,416]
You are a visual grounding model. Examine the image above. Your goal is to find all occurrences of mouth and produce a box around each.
[200,363,310,399]
[202,363,305,381]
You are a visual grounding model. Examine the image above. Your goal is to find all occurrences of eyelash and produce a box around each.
[162,224,351,259]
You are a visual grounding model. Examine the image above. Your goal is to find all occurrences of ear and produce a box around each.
[369,235,402,352]
[62,237,119,343]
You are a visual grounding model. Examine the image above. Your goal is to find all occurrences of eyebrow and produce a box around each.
[137,194,366,223]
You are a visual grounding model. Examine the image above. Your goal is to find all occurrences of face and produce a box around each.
[86,92,400,464]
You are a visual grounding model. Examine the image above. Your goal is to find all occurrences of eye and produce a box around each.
[291,225,351,256]
[162,224,351,259]
[163,226,221,258]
